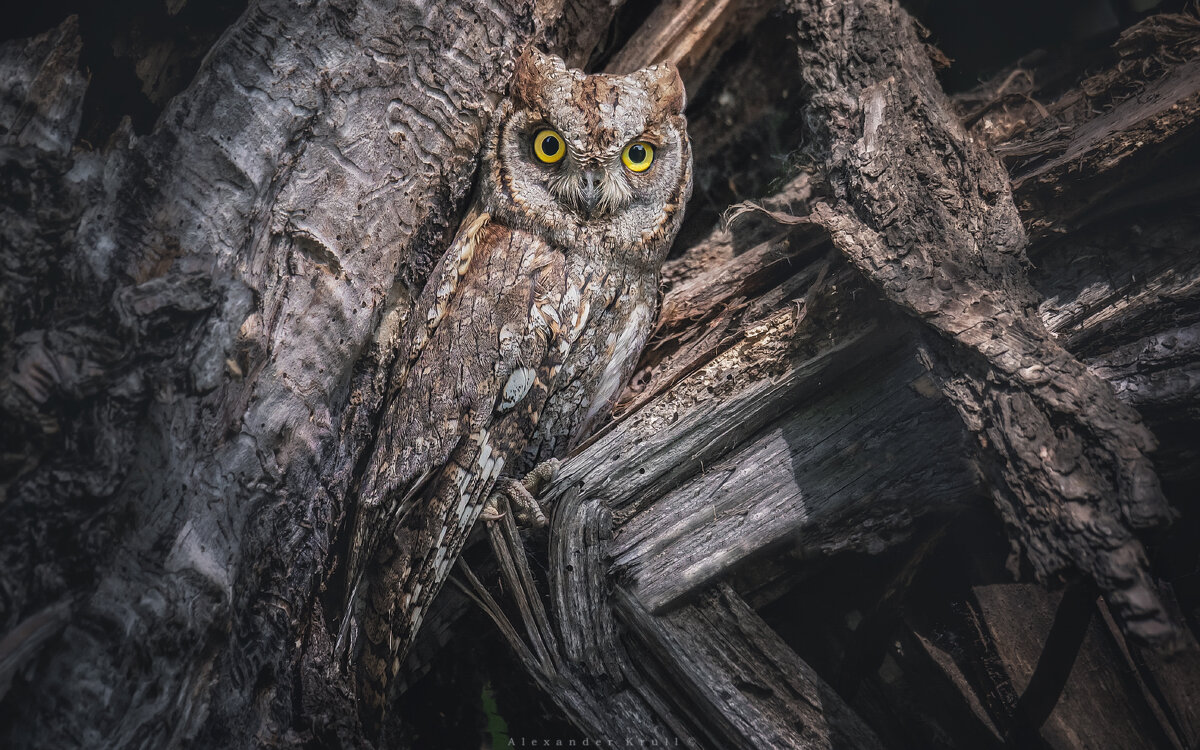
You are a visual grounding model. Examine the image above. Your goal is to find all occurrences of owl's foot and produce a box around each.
[480,458,560,528]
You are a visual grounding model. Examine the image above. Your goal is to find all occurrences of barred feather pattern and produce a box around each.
[344,47,692,730]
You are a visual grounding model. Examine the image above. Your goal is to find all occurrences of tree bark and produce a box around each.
[2,2,568,746]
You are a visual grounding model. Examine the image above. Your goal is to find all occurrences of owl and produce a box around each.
[343,48,692,727]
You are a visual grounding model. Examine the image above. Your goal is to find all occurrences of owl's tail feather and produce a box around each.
[354,442,500,734]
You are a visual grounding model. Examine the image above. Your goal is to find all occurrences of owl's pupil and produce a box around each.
[541,136,560,156]
[628,144,646,163]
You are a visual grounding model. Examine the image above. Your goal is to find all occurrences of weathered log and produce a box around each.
[618,584,885,749]
[985,10,1200,240]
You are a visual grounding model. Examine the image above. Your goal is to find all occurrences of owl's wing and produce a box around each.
[337,209,488,654]
[348,218,584,722]
[341,209,490,597]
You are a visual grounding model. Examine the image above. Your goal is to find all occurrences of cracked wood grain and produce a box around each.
[617,583,885,749]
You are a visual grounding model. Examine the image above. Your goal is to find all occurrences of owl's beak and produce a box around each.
[580,169,602,218]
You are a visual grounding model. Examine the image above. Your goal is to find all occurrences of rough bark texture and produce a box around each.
[2,1,563,746]
[792,0,1177,648]
[3,0,1199,749]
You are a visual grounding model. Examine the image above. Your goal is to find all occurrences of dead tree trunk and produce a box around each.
[0,2,596,746]
[2,1,1198,749]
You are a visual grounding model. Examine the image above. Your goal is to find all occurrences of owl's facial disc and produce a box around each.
[527,122,669,221]
[527,126,628,219]
[488,50,691,248]
[541,147,637,221]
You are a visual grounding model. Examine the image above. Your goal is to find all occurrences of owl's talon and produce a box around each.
[479,497,507,522]
[485,478,548,528]
[522,458,560,497]
[482,459,560,528]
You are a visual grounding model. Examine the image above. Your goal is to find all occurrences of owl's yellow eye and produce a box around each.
[622,141,654,172]
[533,129,565,164]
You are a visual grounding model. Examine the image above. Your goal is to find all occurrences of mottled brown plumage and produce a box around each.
[344,48,692,727]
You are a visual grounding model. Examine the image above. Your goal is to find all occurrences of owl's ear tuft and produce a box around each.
[511,48,567,112]
[639,62,686,116]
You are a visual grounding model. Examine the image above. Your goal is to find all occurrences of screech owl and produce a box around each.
[343,47,692,726]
